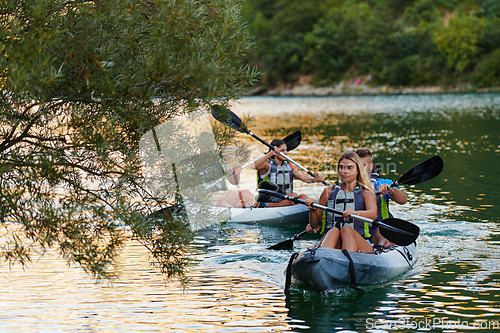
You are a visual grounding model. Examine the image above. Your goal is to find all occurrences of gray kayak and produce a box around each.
[226,204,310,225]
[288,243,417,292]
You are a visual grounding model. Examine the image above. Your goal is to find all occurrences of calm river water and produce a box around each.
[1,94,500,332]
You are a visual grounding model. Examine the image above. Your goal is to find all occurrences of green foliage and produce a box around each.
[380,55,420,86]
[303,2,379,82]
[0,0,257,279]
[478,17,500,54]
[434,13,486,73]
[403,0,444,26]
[241,0,499,88]
[478,0,500,18]
[473,48,500,87]
[242,0,332,84]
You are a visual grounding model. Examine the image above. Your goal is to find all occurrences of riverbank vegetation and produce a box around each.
[0,0,257,279]
[241,0,500,92]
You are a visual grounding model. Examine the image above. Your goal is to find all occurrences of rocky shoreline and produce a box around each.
[248,81,500,96]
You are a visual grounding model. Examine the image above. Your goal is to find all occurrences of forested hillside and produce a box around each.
[240,0,500,90]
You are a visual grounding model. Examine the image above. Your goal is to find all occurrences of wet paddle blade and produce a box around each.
[397,155,443,186]
[378,218,420,246]
[268,230,309,250]
[267,238,295,250]
[211,105,246,133]
[283,131,301,151]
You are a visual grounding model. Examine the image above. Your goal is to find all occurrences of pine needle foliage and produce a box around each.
[0,0,258,280]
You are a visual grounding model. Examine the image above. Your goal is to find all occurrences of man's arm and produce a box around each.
[378,182,407,204]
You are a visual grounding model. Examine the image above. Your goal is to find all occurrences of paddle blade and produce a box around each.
[255,188,286,203]
[257,180,284,193]
[267,238,295,250]
[283,131,301,151]
[211,105,246,133]
[397,155,443,186]
[268,230,308,250]
[378,218,419,246]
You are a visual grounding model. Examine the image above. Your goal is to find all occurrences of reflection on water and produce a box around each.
[1,94,500,332]
[0,240,291,332]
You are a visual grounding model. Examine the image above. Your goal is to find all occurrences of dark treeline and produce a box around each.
[240,0,500,89]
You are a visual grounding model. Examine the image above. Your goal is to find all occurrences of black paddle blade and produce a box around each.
[268,238,295,250]
[255,188,286,203]
[211,105,246,133]
[378,218,419,246]
[283,131,301,151]
[257,181,284,193]
[397,155,443,186]
[268,230,308,250]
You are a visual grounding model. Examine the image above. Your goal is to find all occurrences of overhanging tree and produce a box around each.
[0,0,258,279]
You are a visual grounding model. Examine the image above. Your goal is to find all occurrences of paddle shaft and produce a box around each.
[203,154,264,189]
[376,172,424,194]
[293,229,308,240]
[244,128,329,186]
[206,130,300,188]
[280,194,415,237]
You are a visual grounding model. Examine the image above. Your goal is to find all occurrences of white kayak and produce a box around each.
[150,203,310,231]
[287,242,417,292]
[225,204,310,225]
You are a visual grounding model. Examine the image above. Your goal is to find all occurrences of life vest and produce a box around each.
[320,182,371,238]
[257,158,294,194]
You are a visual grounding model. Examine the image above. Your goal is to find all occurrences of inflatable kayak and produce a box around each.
[287,242,417,292]
[150,203,310,231]
[225,204,310,226]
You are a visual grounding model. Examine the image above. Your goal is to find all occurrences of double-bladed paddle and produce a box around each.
[265,154,443,250]
[257,188,420,249]
[211,105,328,185]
